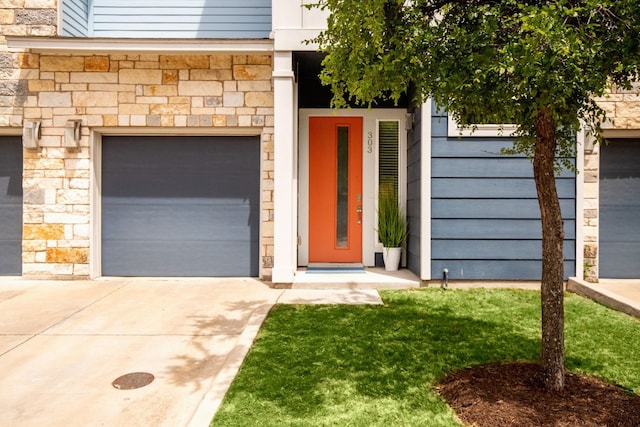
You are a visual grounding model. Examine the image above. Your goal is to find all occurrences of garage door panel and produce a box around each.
[103,137,258,199]
[600,138,640,278]
[102,204,255,241]
[104,171,258,200]
[103,240,258,277]
[103,196,254,207]
[599,242,640,279]
[0,179,22,203]
[102,136,259,277]
[600,181,640,206]
[0,205,23,237]
[0,137,22,276]
[0,242,21,273]
[600,206,640,242]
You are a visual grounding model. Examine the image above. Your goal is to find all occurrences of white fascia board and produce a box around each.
[5,36,274,54]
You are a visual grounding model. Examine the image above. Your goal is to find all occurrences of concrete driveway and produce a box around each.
[0,278,281,427]
[0,278,382,427]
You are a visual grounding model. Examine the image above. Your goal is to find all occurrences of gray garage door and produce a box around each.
[0,137,22,275]
[600,138,640,278]
[102,136,260,277]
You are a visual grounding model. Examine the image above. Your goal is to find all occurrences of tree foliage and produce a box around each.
[316,0,640,160]
[314,0,640,391]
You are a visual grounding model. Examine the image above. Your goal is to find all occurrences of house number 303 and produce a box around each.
[367,131,373,153]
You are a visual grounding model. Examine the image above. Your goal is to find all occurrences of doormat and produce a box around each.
[305,264,365,274]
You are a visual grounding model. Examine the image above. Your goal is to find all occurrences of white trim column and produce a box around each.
[90,131,102,279]
[272,51,297,283]
[420,101,432,280]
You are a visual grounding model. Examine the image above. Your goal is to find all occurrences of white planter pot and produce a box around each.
[383,247,402,271]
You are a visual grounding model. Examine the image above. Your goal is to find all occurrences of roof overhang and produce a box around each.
[5,36,274,55]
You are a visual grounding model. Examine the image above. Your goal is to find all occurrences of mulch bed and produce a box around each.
[437,363,640,427]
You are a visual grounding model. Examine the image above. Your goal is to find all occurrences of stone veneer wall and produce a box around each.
[582,142,599,282]
[1,4,275,279]
[1,0,58,128]
[32,53,272,279]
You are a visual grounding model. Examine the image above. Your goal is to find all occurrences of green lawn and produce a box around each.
[213,289,640,426]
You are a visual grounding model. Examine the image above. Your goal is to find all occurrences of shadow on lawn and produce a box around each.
[221,289,542,416]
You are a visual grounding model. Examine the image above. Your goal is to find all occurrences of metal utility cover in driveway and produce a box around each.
[101,136,260,277]
[0,137,22,276]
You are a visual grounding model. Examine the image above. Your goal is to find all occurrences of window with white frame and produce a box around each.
[447,116,518,137]
[376,119,406,248]
[378,120,400,200]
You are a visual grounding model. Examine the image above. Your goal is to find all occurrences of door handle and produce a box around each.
[356,205,362,224]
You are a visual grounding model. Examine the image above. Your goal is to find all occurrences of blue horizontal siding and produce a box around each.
[432,260,576,281]
[432,137,522,158]
[61,0,89,36]
[432,219,576,240]
[432,240,576,261]
[432,178,575,199]
[432,157,575,178]
[91,0,271,38]
[431,110,577,280]
[432,199,576,220]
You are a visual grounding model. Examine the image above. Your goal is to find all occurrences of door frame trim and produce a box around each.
[298,108,407,267]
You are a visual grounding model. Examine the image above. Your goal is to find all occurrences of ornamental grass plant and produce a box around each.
[377,189,407,248]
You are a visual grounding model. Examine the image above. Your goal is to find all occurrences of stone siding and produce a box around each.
[0,0,57,42]
[1,0,57,128]
[3,49,274,279]
[582,145,599,282]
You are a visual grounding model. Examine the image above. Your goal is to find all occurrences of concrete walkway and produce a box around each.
[0,278,382,427]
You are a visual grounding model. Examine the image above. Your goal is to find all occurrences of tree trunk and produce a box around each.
[533,107,565,391]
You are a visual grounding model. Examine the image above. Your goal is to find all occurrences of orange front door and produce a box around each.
[309,117,363,263]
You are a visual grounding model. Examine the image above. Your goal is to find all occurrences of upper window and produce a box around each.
[447,116,518,137]
[378,120,400,201]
